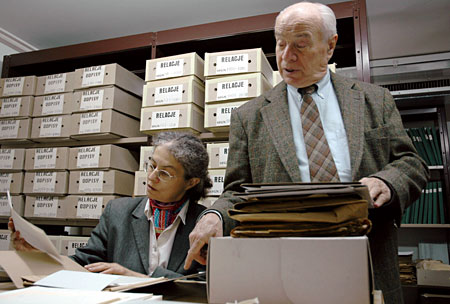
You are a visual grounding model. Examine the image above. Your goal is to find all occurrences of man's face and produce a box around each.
[275,9,336,88]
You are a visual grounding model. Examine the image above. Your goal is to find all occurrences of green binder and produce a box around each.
[410,128,430,165]
[431,181,438,224]
[418,127,436,165]
[430,126,443,165]
[437,181,445,224]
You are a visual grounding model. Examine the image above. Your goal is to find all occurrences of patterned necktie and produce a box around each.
[299,85,340,182]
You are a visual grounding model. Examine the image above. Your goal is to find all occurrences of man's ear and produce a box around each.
[327,34,338,59]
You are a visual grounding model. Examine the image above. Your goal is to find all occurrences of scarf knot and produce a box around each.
[150,197,187,238]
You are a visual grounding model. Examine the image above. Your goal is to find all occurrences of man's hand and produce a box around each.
[184,213,223,270]
[359,177,391,208]
[84,262,147,277]
[8,217,39,252]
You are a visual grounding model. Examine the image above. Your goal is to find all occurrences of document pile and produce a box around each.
[228,182,372,237]
[398,251,416,285]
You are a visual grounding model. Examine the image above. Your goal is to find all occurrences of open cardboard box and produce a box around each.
[207,236,375,304]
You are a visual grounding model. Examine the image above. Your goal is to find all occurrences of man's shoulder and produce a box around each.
[332,72,387,93]
[234,82,285,114]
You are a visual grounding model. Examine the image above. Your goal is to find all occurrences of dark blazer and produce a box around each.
[212,72,429,303]
[71,197,206,279]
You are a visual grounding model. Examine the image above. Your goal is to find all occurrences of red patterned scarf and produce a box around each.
[150,197,188,238]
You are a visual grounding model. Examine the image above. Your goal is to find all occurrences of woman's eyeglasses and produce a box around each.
[144,160,176,182]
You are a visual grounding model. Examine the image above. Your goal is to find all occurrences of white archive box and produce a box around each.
[140,103,206,135]
[198,197,217,208]
[0,148,26,172]
[63,195,118,220]
[139,146,155,171]
[25,147,70,171]
[0,118,32,143]
[33,93,75,117]
[207,142,229,169]
[72,86,141,118]
[35,72,76,95]
[74,63,144,97]
[0,229,10,251]
[208,169,225,196]
[23,171,69,195]
[0,76,37,97]
[205,72,272,103]
[134,170,147,197]
[0,172,24,195]
[30,115,73,142]
[142,75,205,108]
[145,52,204,82]
[204,48,273,83]
[59,236,90,256]
[204,100,248,132]
[68,170,135,196]
[68,144,138,173]
[208,236,372,304]
[24,195,68,219]
[273,70,283,86]
[0,96,34,118]
[70,109,142,140]
[0,194,25,218]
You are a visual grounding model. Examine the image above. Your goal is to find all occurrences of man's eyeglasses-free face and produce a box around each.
[144,160,176,182]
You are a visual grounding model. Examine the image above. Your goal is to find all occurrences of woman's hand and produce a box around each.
[84,262,148,277]
[8,217,39,252]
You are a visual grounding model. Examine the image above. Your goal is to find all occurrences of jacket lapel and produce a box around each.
[131,198,150,274]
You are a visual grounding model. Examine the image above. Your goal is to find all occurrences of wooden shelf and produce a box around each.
[401,224,450,229]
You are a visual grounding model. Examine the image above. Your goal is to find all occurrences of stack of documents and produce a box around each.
[228,182,372,237]
[398,251,416,285]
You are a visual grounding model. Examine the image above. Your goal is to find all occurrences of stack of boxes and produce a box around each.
[133,146,154,197]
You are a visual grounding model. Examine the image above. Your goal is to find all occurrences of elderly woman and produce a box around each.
[9,131,212,279]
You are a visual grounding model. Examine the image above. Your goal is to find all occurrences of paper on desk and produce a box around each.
[7,191,63,264]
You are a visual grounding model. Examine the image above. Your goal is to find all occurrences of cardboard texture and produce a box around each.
[0,118,32,142]
[30,114,73,142]
[204,100,248,132]
[143,75,205,108]
[0,96,34,119]
[198,197,217,208]
[33,93,75,117]
[24,196,69,219]
[70,109,142,140]
[0,194,25,218]
[35,72,76,95]
[69,169,135,196]
[204,48,273,83]
[24,147,70,171]
[23,171,69,195]
[145,52,205,82]
[417,269,450,287]
[73,63,144,97]
[207,142,229,169]
[0,172,24,195]
[139,146,155,171]
[208,237,371,304]
[134,170,147,197]
[208,169,226,196]
[0,76,37,97]
[72,85,141,118]
[0,148,25,172]
[68,144,138,173]
[140,103,206,135]
[205,72,272,103]
[273,70,283,86]
[58,236,90,256]
[0,229,10,251]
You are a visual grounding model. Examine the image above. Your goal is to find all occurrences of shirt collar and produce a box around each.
[287,68,331,100]
[144,198,189,225]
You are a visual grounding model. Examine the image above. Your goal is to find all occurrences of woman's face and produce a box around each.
[146,144,198,203]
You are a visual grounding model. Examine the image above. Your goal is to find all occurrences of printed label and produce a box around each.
[0,196,10,216]
[76,196,103,219]
[210,174,225,195]
[216,54,248,75]
[42,94,65,115]
[79,171,104,193]
[0,231,10,250]
[219,146,229,167]
[0,120,20,139]
[33,172,57,193]
[155,59,184,79]
[45,73,66,94]
[0,173,12,193]
[82,65,106,87]
[154,84,183,105]
[217,80,248,100]
[39,116,62,137]
[216,105,238,126]
[151,110,180,129]
[0,149,15,170]
[76,146,100,168]
[34,148,57,169]
[79,112,102,134]
[80,89,104,110]
[0,97,21,117]
[3,77,24,96]
[34,196,58,217]
[67,240,89,255]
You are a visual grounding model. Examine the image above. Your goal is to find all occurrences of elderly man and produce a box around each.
[185,2,428,303]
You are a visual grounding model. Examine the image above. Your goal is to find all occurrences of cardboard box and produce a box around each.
[63,195,118,220]
[0,96,34,118]
[139,146,155,171]
[207,143,229,169]
[0,229,10,251]
[273,70,283,86]
[36,72,76,95]
[143,75,205,108]
[0,194,25,218]
[68,144,138,173]
[205,72,272,103]
[69,169,135,196]
[24,196,69,218]
[0,118,32,142]
[204,48,273,83]
[198,196,217,208]
[33,93,75,117]
[208,169,225,196]
[23,171,69,195]
[0,172,24,195]
[72,86,141,119]
[140,103,206,135]
[30,115,73,142]
[24,147,70,171]
[417,268,450,287]
[208,236,371,304]
[204,100,248,132]
[58,236,90,256]
[0,76,37,97]
[73,63,144,97]
[70,109,142,140]
[133,170,147,197]
[0,148,25,172]
[145,52,204,82]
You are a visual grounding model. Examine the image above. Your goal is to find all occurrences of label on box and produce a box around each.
[0,120,20,139]
[42,94,65,115]
[33,172,57,193]
[0,149,15,169]
[45,73,66,94]
[151,110,179,129]
[77,196,103,219]
[82,65,106,87]
[0,196,10,216]
[0,232,10,250]
[79,171,104,192]
[217,80,248,100]
[80,89,104,110]
[0,173,12,192]
[216,105,239,126]
[155,59,184,79]
[219,147,229,167]
[34,196,58,217]
[39,116,63,137]
[216,54,248,75]
[210,174,225,195]
[79,112,102,134]
[34,148,57,169]
[154,84,183,105]
[0,97,21,117]
[3,77,24,96]
[76,146,100,168]
[67,240,89,255]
